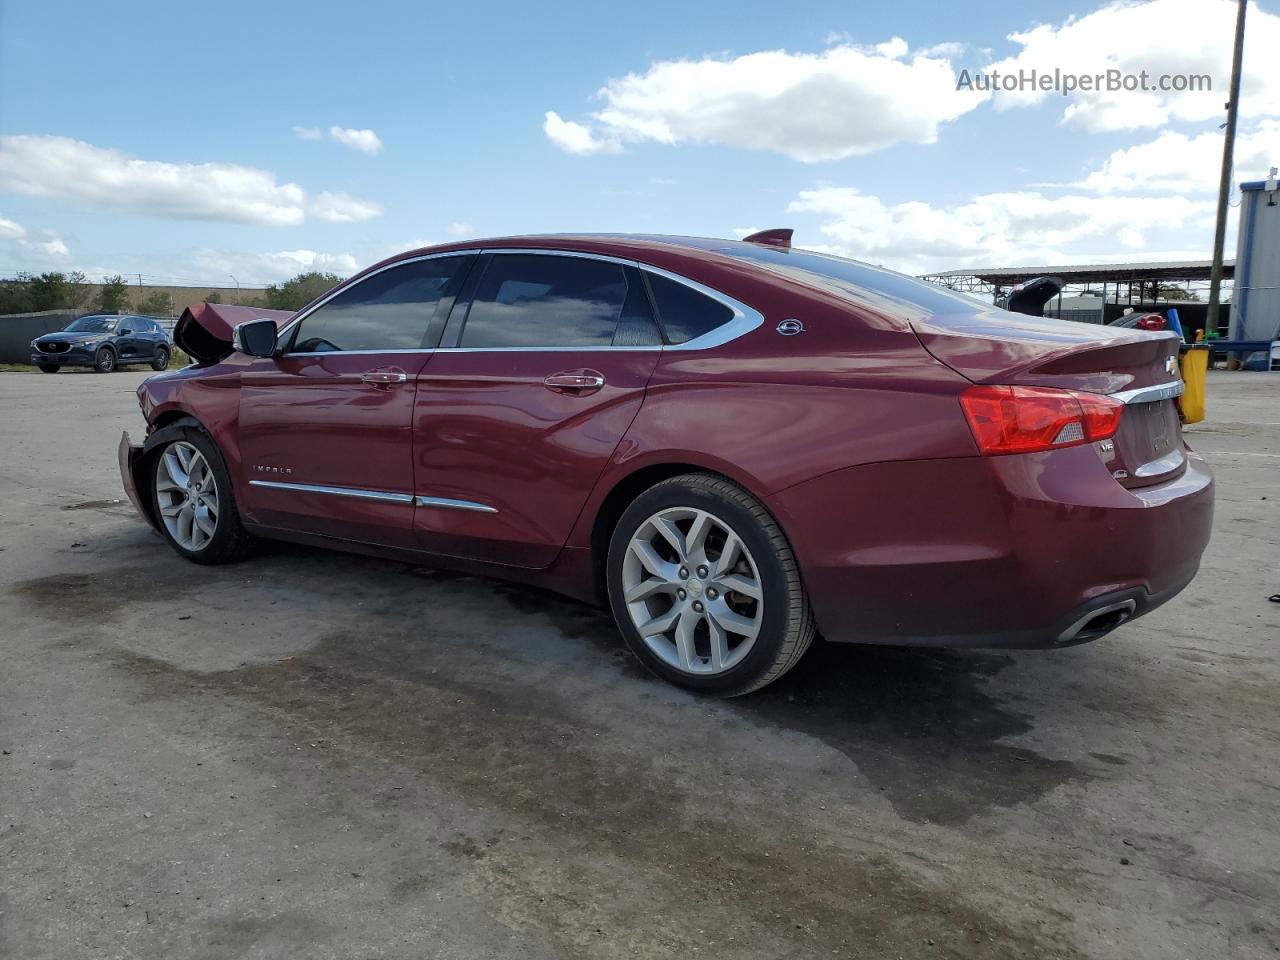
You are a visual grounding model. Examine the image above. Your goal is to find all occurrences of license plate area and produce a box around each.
[1111,399,1185,487]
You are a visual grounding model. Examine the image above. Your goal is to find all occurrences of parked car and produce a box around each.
[32,314,172,373]
[119,232,1214,696]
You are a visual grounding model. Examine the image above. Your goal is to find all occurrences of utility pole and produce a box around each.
[1207,0,1247,338]
[229,274,241,305]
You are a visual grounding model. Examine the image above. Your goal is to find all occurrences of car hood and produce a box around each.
[35,331,109,344]
[173,303,295,363]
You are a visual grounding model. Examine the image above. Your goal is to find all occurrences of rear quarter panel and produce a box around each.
[566,280,978,548]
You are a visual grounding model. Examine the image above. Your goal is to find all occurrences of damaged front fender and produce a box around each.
[118,418,206,530]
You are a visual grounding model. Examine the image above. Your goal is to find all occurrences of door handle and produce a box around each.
[361,371,408,385]
[543,371,606,394]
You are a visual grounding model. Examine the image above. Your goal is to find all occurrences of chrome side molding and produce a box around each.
[1109,380,1184,405]
[248,480,414,504]
[414,495,498,513]
[249,479,498,514]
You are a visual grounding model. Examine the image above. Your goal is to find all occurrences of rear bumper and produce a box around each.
[768,445,1214,649]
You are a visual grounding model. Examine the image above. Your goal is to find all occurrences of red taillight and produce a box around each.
[960,385,1123,456]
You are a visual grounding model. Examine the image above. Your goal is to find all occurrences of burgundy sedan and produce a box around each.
[119,232,1213,696]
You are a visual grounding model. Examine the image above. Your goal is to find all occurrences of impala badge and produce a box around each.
[776,319,805,336]
[1165,356,1179,376]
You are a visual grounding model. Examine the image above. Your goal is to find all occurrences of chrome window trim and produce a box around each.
[275,251,474,352]
[478,247,640,269]
[414,495,498,513]
[273,246,764,357]
[432,247,762,352]
[639,264,764,350]
[1109,380,1185,405]
[248,480,414,504]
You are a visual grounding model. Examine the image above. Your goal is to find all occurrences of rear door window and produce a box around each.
[644,272,735,344]
[288,256,468,353]
[457,254,658,348]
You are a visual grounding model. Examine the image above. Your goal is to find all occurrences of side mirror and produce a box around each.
[232,319,279,358]
[118,327,133,335]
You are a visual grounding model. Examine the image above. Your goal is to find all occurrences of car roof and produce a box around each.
[393,233,785,266]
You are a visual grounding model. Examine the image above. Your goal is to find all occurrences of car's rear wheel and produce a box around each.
[150,347,170,371]
[93,347,116,373]
[37,362,60,373]
[151,431,254,564]
[607,473,815,696]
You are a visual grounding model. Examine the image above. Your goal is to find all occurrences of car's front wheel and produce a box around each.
[151,430,254,564]
[37,362,60,373]
[150,347,170,371]
[607,473,815,696]
[93,346,116,373]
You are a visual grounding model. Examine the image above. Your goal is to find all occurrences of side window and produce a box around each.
[459,254,658,348]
[289,257,466,353]
[645,272,735,344]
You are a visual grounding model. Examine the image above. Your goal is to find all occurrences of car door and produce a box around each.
[412,251,663,567]
[114,318,143,361]
[238,254,472,547]
[137,319,162,358]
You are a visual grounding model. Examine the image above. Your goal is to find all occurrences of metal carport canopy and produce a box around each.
[924,260,1236,286]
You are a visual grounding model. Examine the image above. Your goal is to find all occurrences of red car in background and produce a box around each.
[120,231,1213,696]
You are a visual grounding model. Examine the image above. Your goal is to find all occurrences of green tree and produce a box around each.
[135,290,175,316]
[1158,284,1202,302]
[263,272,343,311]
[0,274,35,314]
[203,290,222,304]
[21,271,90,311]
[97,275,131,313]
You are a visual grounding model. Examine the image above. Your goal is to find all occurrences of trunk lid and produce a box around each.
[914,310,1186,487]
[173,303,294,364]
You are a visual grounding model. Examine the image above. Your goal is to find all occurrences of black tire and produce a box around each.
[149,428,255,565]
[37,363,60,373]
[150,347,170,371]
[606,473,816,696]
[93,346,116,373]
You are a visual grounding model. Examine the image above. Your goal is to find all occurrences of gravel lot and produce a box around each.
[1,369,1276,959]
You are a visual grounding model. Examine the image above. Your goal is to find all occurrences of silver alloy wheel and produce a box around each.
[621,506,764,676]
[155,441,219,552]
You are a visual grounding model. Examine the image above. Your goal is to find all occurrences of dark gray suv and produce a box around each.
[30,315,172,373]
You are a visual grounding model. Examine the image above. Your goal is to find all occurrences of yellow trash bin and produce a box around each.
[1179,344,1208,424]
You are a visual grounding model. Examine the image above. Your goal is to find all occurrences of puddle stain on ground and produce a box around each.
[61,499,131,512]
[9,556,1095,957]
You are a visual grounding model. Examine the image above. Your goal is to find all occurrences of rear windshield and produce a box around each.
[720,245,984,319]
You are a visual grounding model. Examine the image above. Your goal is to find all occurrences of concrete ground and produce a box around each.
[0,369,1276,960]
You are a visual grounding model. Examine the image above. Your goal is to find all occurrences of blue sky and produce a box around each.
[1,0,1277,287]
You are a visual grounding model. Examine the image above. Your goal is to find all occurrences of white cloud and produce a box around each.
[308,191,383,223]
[190,248,360,283]
[986,0,1280,132]
[34,233,70,258]
[0,215,73,272]
[445,222,475,237]
[788,185,1214,274]
[328,126,383,155]
[1079,120,1280,193]
[0,135,381,226]
[292,126,323,141]
[545,41,987,162]
[543,111,622,155]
